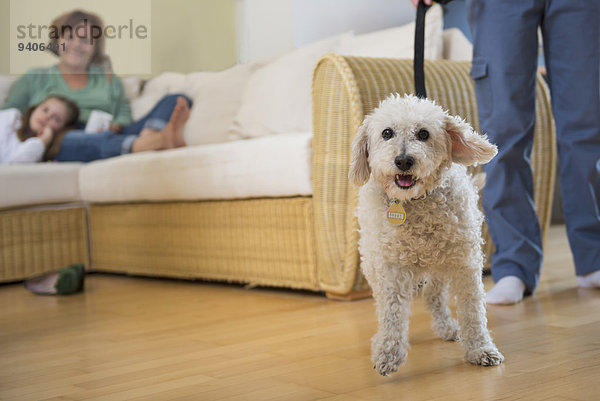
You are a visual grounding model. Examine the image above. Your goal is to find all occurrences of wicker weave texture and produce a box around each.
[90,198,319,290]
[312,55,365,295]
[0,207,89,282]
[312,55,556,283]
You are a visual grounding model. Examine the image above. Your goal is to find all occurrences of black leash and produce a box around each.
[413,0,453,99]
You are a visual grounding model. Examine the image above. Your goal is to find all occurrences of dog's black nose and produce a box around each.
[395,155,414,172]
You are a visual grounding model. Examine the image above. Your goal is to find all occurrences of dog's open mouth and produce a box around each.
[395,174,416,189]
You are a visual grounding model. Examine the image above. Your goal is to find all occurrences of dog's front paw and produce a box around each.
[372,338,407,376]
[373,351,407,376]
[465,345,504,366]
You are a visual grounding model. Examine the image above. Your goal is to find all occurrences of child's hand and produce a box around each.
[37,125,55,147]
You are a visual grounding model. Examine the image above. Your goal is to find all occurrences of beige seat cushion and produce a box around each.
[79,132,313,203]
[0,163,82,210]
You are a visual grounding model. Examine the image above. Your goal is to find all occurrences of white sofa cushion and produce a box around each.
[0,163,82,210]
[442,28,473,61]
[120,76,144,102]
[337,4,444,60]
[183,61,267,146]
[228,32,352,141]
[79,132,313,203]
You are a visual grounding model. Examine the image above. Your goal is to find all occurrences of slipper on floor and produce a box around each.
[24,264,85,295]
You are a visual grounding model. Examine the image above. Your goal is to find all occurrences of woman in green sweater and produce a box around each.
[3,10,191,162]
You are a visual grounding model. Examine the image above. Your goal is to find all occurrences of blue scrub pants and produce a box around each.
[55,94,192,162]
[467,0,600,294]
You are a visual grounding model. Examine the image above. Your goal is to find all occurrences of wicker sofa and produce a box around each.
[0,54,555,299]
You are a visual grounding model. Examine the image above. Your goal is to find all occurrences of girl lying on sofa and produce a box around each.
[0,95,79,164]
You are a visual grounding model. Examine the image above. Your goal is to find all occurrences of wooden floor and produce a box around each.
[1,224,599,401]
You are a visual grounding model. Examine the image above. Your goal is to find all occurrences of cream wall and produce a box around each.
[0,0,237,77]
[0,0,10,75]
[235,0,294,64]
[151,0,236,74]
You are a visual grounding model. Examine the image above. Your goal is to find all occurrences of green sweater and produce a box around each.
[2,64,132,126]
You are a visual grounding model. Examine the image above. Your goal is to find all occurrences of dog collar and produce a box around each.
[387,189,432,206]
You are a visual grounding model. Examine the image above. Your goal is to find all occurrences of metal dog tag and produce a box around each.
[387,201,407,225]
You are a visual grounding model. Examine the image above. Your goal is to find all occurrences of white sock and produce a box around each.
[577,270,600,288]
[486,276,526,305]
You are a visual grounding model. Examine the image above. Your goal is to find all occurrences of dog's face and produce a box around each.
[349,94,497,201]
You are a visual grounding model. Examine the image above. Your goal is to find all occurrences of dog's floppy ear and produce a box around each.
[349,119,371,186]
[445,115,497,166]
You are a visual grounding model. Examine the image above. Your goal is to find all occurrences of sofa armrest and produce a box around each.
[311,54,555,296]
[312,54,367,297]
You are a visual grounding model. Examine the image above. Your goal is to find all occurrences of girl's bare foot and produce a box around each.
[131,130,165,153]
[164,96,190,148]
[132,97,190,153]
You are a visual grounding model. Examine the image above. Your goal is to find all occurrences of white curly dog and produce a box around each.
[349,94,504,376]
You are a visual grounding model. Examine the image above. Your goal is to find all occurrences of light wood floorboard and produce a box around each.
[1,225,599,400]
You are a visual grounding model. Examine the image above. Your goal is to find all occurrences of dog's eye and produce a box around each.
[416,129,429,141]
[382,128,394,140]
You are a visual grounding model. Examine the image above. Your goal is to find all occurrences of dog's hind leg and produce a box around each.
[451,268,504,366]
[423,278,460,341]
[370,268,413,376]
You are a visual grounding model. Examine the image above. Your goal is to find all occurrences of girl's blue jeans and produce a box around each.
[54,94,192,162]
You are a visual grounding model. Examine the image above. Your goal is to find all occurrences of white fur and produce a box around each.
[349,94,503,376]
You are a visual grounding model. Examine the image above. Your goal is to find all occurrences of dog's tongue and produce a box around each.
[396,175,414,188]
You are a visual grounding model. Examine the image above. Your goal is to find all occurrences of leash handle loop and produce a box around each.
[414,0,431,99]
